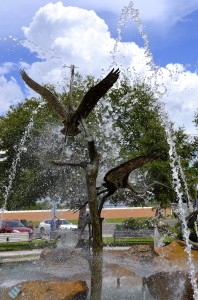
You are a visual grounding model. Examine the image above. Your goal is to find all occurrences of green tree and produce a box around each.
[0,75,196,211]
[106,80,197,208]
[0,98,60,209]
[0,74,98,210]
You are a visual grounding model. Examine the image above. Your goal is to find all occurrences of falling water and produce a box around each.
[160,108,198,299]
[115,1,198,298]
[153,226,165,248]
[1,7,197,299]
[0,103,43,217]
[0,35,70,92]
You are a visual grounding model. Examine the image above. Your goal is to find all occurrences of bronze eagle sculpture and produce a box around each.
[74,153,169,212]
[20,68,120,136]
[99,153,162,198]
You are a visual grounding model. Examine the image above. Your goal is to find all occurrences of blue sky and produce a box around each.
[0,0,198,134]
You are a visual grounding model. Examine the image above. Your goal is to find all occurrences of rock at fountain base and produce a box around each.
[40,247,74,264]
[154,240,198,263]
[145,271,195,300]
[2,280,88,300]
[146,241,198,300]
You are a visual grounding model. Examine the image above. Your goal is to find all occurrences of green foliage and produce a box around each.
[193,109,198,128]
[107,81,175,206]
[104,218,126,223]
[121,217,157,229]
[0,73,197,211]
[103,236,154,246]
[168,223,183,240]
[0,98,64,209]
[108,80,197,206]
[28,200,52,210]
[109,82,168,156]
[0,239,55,251]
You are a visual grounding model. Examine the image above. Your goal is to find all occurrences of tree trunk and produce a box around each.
[90,249,103,300]
[76,205,87,248]
[85,139,103,300]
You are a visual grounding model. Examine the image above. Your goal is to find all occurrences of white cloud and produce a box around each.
[0,0,198,38]
[0,75,24,114]
[46,0,198,26]
[22,3,115,76]
[0,2,198,135]
[0,62,16,75]
[21,3,153,79]
[129,0,198,25]
[156,64,198,134]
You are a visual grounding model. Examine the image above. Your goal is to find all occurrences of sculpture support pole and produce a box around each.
[85,136,103,300]
[69,64,75,111]
[52,136,103,300]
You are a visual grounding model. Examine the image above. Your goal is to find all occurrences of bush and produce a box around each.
[0,239,56,252]
[121,217,158,230]
[168,223,182,240]
[170,223,198,242]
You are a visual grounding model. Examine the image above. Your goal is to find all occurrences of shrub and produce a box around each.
[121,217,158,230]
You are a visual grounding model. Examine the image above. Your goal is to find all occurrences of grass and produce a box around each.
[32,218,129,227]
[103,235,174,246]
[0,239,56,251]
[103,236,154,246]
[32,221,40,227]
[32,220,78,227]
[32,218,124,228]
[103,218,126,223]
[0,235,174,251]
[70,220,78,225]
[0,237,154,251]
[1,217,174,251]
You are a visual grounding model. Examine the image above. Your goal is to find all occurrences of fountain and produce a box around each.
[0,1,198,300]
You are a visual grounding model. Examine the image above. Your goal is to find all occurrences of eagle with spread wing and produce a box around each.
[20,68,120,136]
[99,153,169,199]
[75,153,169,212]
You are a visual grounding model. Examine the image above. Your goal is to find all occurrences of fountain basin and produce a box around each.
[1,243,198,299]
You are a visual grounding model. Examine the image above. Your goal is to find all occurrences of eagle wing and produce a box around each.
[104,153,158,188]
[20,70,67,120]
[75,68,120,120]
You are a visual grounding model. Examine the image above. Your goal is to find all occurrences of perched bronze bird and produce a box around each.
[20,68,120,136]
[76,153,169,212]
[99,153,168,198]
[185,210,198,228]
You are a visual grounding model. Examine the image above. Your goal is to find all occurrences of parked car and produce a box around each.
[20,219,34,230]
[38,219,77,234]
[0,219,33,236]
[58,219,78,230]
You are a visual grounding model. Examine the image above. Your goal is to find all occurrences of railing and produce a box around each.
[113,229,153,244]
[0,232,31,243]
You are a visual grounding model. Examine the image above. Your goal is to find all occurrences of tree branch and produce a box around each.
[51,160,87,168]
[98,194,109,216]
[72,201,89,212]
[126,180,171,195]
[80,116,99,163]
